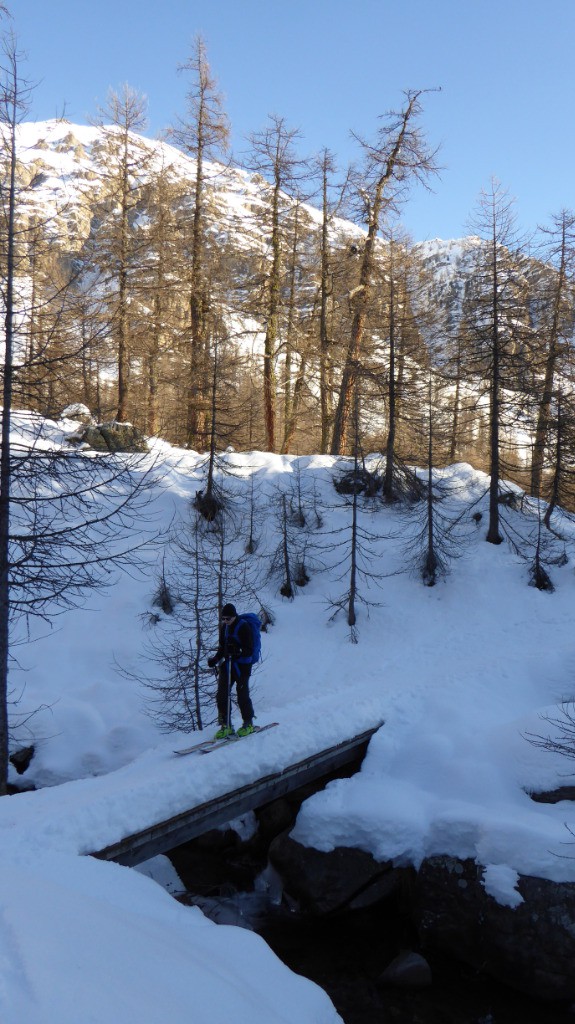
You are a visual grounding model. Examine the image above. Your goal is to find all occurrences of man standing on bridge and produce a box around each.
[208,603,255,740]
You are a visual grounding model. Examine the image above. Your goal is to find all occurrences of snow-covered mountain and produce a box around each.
[14,118,473,303]
[15,119,331,250]
[15,120,575,400]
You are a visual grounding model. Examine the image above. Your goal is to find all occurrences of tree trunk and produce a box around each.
[116,133,131,422]
[187,135,207,448]
[448,339,463,463]
[425,374,437,584]
[0,73,18,794]
[282,208,299,446]
[486,244,502,545]
[543,391,563,529]
[281,355,307,454]
[331,93,425,455]
[330,231,375,455]
[263,181,281,452]
[383,256,397,501]
[319,160,332,453]
[531,218,568,497]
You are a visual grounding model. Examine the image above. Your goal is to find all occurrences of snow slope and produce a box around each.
[3,410,575,1022]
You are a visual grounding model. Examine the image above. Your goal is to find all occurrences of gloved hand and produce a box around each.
[207,655,218,669]
[226,642,241,658]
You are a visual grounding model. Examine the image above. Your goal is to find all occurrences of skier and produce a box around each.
[208,603,255,739]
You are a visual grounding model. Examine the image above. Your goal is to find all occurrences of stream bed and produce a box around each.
[165,777,575,1024]
[171,862,575,1024]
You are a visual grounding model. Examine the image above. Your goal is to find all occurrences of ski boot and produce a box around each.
[214,723,235,740]
[237,722,255,737]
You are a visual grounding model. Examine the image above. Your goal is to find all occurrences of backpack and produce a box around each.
[231,612,262,665]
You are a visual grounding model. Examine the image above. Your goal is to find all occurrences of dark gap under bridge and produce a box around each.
[91,726,380,867]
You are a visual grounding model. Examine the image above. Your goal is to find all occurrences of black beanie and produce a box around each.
[221,603,237,618]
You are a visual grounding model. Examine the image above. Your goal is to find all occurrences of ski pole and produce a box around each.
[227,656,232,730]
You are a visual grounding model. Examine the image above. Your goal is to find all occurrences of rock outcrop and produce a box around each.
[417,855,575,1001]
[269,832,400,915]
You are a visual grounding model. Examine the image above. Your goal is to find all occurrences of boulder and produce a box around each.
[530,785,575,804]
[269,832,399,915]
[77,421,148,453]
[61,403,93,425]
[378,950,432,990]
[418,855,575,1001]
[9,745,35,774]
[256,799,296,844]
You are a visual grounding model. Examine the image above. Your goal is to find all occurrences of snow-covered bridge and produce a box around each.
[92,726,380,866]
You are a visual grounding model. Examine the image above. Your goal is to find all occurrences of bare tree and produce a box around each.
[0,43,162,794]
[141,494,264,733]
[312,148,353,453]
[401,371,464,585]
[141,516,217,733]
[465,180,530,544]
[192,331,247,521]
[328,396,389,641]
[317,149,337,452]
[170,35,230,448]
[530,211,575,499]
[330,89,439,455]
[377,234,432,502]
[525,702,575,765]
[542,386,575,530]
[2,416,159,794]
[135,157,189,436]
[246,115,308,452]
[0,29,24,791]
[88,84,151,423]
[267,464,324,597]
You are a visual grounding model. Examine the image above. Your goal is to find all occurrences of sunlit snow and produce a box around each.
[2,409,575,1022]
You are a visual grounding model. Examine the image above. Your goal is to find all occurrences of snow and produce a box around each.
[2,849,338,1024]
[3,410,575,1021]
[14,119,333,261]
[482,864,524,908]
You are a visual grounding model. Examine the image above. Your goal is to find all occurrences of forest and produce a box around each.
[1,35,575,518]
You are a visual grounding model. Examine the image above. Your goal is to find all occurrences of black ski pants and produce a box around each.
[216,659,254,726]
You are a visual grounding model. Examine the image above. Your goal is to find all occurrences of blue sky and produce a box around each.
[7,0,575,241]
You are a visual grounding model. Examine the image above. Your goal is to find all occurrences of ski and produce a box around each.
[174,722,278,757]
[173,734,226,756]
[199,722,278,754]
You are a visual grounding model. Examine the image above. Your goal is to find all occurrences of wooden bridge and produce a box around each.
[92,726,380,867]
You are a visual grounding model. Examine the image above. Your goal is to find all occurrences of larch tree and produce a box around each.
[0,28,25,792]
[377,235,432,501]
[465,180,531,544]
[442,308,479,465]
[135,157,189,437]
[14,214,93,417]
[313,148,352,453]
[0,47,160,795]
[330,89,439,456]
[328,393,390,641]
[170,35,230,449]
[88,84,151,423]
[541,382,575,529]
[317,150,336,452]
[247,114,308,452]
[279,200,322,453]
[279,201,304,452]
[530,210,575,499]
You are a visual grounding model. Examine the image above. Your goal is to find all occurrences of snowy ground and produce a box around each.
[3,411,575,1022]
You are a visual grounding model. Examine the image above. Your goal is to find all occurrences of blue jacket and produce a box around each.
[214,616,253,664]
